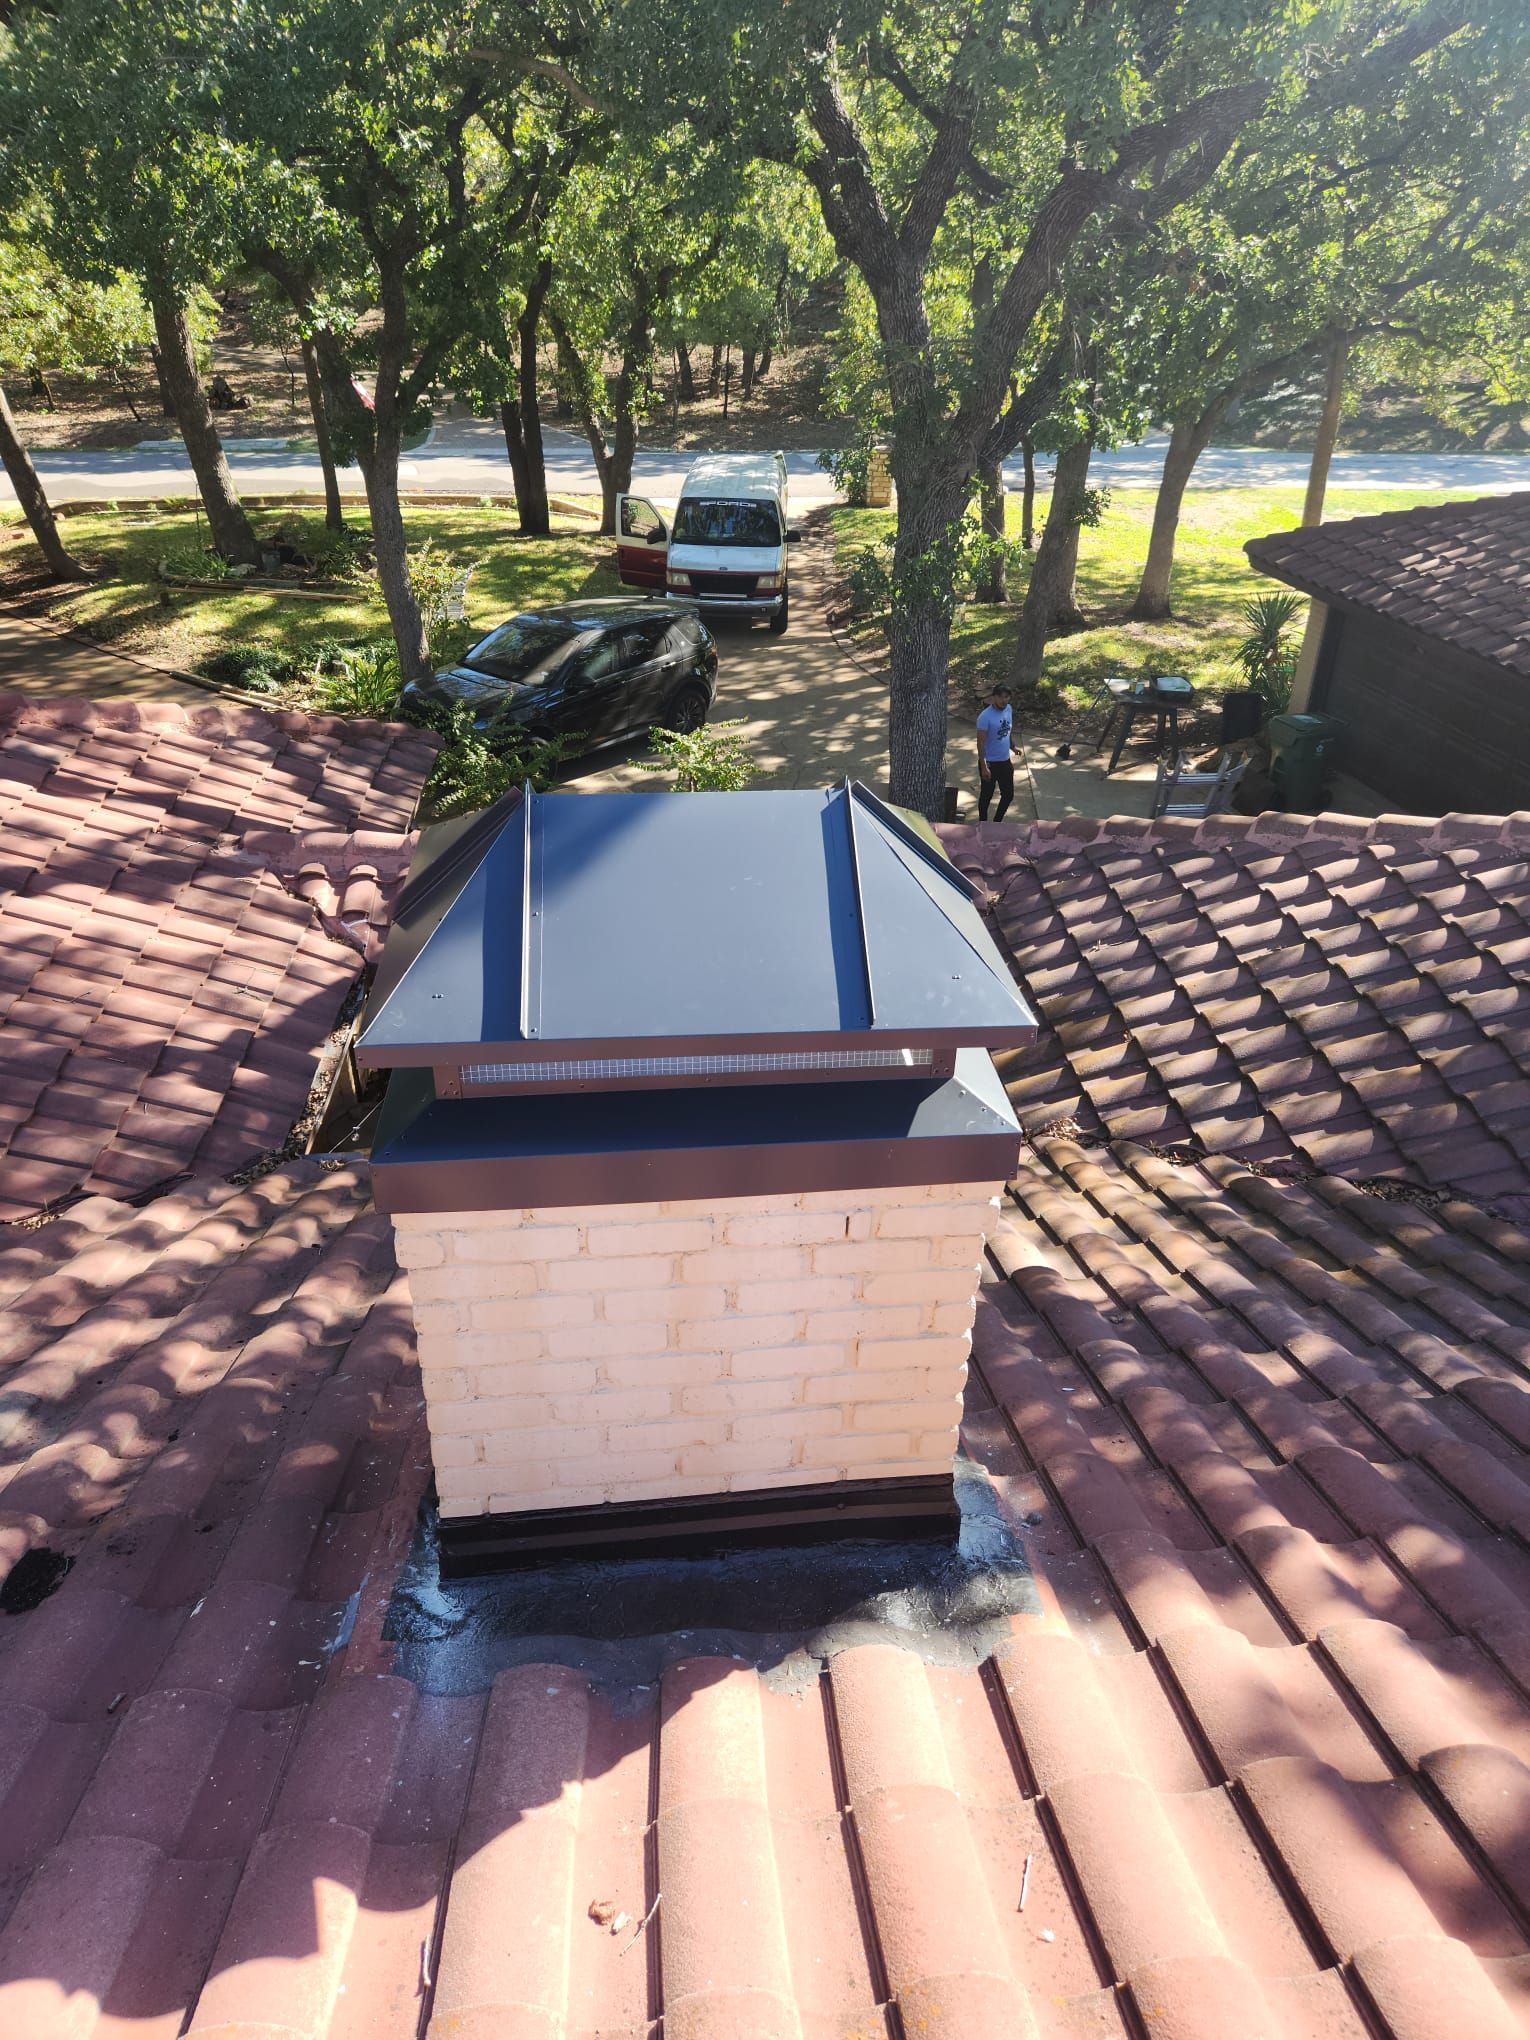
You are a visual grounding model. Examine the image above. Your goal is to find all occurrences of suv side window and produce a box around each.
[566,634,622,686]
[621,620,671,665]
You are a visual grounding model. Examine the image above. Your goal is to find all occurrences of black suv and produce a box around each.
[402,600,718,755]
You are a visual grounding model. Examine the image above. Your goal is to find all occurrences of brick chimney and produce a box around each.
[360,784,1033,1571]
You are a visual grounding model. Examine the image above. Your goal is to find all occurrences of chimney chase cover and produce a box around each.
[361,784,1036,1568]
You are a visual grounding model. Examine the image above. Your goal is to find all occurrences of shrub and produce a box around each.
[304,528,375,584]
[316,639,402,718]
[1236,591,1304,714]
[407,539,479,656]
[158,544,229,582]
[195,644,294,692]
[420,708,580,820]
[638,719,757,792]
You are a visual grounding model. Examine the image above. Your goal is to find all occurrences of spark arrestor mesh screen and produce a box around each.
[461,1049,935,1086]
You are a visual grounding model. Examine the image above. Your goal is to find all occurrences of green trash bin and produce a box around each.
[1267,712,1344,811]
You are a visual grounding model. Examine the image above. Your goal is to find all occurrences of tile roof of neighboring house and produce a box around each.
[939,810,1530,1207]
[1245,490,1530,676]
[5,1144,1530,2036]
[0,692,439,837]
[4,812,1530,2039]
[0,696,437,1220]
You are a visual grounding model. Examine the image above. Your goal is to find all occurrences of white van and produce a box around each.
[616,452,797,635]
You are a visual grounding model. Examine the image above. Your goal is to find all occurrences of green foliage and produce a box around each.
[407,540,477,653]
[1236,592,1304,711]
[195,643,294,692]
[304,529,375,585]
[158,545,230,581]
[316,639,401,718]
[638,719,756,792]
[848,517,1026,623]
[421,707,581,821]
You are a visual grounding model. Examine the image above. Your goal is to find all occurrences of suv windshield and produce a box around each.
[672,498,781,547]
[463,616,581,683]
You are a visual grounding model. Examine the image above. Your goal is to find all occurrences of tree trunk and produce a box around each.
[676,341,697,401]
[149,345,175,415]
[0,384,87,581]
[975,461,1007,603]
[757,335,774,380]
[885,472,971,819]
[1020,434,1036,548]
[30,364,56,412]
[1012,436,1093,690]
[501,264,551,536]
[149,292,259,565]
[300,335,345,532]
[741,349,757,399]
[1302,330,1349,527]
[359,419,431,684]
[1129,410,1217,620]
[707,343,723,396]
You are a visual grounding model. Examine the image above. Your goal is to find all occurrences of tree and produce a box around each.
[635,0,1521,816]
[0,224,155,580]
[244,278,347,531]
[2,0,262,564]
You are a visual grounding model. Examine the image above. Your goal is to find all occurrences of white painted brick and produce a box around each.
[680,1377,802,1417]
[530,1200,666,1225]
[812,1239,928,1274]
[555,1451,679,1492]
[804,1306,923,1343]
[474,1421,603,1460]
[421,1331,545,1371]
[914,1426,962,1459]
[729,1407,843,1443]
[733,1275,855,1315]
[856,1336,971,1373]
[798,1183,930,1211]
[560,1252,676,1292]
[544,1321,668,1360]
[679,1438,795,1478]
[430,1393,556,1434]
[678,1312,800,1351]
[586,1219,714,1255]
[608,1416,728,1455]
[932,1234,987,1270]
[551,1388,675,1425]
[669,1191,798,1219]
[493,1485,609,1514]
[930,1301,979,1336]
[605,1472,723,1504]
[389,1228,445,1269]
[727,1466,843,1493]
[801,1367,938,1405]
[428,1432,481,1468]
[723,1212,848,1247]
[860,1270,979,1308]
[602,1349,724,1388]
[606,1284,728,1323]
[729,1342,845,1380]
[876,1203,995,1238]
[802,1431,916,1469]
[418,1365,469,1403]
[681,1245,809,1284]
[453,1225,582,1263]
[852,1396,964,1433]
[410,1300,467,1338]
[470,1358,599,1397]
[472,1293,595,1332]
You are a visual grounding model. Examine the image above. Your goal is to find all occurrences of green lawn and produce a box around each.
[831,484,1484,723]
[4,500,616,677]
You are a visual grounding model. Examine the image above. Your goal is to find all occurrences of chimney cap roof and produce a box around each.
[357,783,1036,1070]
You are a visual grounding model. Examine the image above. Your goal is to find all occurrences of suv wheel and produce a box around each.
[768,584,790,636]
[661,684,709,735]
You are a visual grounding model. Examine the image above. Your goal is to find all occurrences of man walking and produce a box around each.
[977,683,1016,821]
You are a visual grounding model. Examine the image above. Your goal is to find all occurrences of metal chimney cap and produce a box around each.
[357,782,1037,1072]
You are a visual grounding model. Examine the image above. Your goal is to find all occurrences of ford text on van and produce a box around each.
[615,451,798,635]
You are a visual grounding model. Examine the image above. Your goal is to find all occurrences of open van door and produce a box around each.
[616,495,669,590]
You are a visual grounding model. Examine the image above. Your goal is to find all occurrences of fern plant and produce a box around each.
[638,719,757,792]
[316,639,402,718]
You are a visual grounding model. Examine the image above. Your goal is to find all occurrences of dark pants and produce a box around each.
[979,758,1014,821]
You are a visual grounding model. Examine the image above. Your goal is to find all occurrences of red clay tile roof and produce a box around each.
[939,811,1530,1206]
[0,692,439,837]
[1245,491,1530,676]
[5,1147,1530,2036]
[0,696,437,1220]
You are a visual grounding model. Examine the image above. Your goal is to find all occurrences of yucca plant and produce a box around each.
[1236,591,1303,712]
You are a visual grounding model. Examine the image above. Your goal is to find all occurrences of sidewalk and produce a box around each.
[0,610,210,702]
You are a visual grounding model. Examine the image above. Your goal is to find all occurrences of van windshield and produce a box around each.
[673,498,781,547]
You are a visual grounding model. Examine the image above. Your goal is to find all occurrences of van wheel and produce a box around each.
[768,587,789,636]
[661,685,709,736]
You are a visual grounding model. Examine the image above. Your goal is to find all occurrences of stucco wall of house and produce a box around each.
[391,1180,1002,1518]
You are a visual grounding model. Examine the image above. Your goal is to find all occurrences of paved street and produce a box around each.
[6,411,1527,508]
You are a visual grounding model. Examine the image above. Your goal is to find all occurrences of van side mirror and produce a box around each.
[786,527,804,544]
